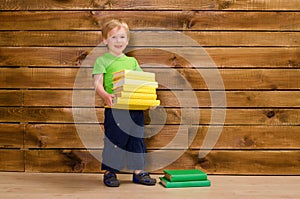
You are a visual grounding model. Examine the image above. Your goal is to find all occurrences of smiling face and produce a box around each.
[104,26,129,57]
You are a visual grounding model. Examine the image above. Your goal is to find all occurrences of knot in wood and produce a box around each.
[76,51,89,65]
[241,136,255,147]
[103,0,113,9]
[186,19,195,29]
[218,0,233,9]
[198,157,210,169]
[73,162,86,172]
[266,110,275,118]
[38,135,48,148]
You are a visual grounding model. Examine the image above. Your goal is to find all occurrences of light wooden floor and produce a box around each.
[0,172,299,199]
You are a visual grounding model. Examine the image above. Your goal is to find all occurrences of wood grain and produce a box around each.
[0,124,24,149]
[24,149,300,174]
[1,47,299,68]
[23,124,300,149]
[1,0,299,175]
[1,11,300,31]
[20,90,300,108]
[1,0,299,11]
[0,68,299,90]
[24,124,188,150]
[0,150,24,171]
[0,90,23,106]
[25,149,101,173]
[1,107,299,125]
[189,126,300,149]
[1,173,299,199]
[1,31,299,47]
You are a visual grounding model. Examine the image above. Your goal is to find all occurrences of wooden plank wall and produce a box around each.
[0,0,300,175]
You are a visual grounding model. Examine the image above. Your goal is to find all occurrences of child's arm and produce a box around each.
[94,74,114,107]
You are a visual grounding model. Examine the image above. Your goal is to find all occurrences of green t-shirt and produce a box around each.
[92,53,142,94]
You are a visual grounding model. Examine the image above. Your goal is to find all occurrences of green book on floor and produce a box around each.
[159,177,211,188]
[163,169,207,182]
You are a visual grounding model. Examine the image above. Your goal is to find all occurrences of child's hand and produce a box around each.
[103,93,115,107]
[149,106,157,110]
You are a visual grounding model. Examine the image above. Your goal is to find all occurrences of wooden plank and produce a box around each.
[1,47,299,68]
[1,0,300,11]
[25,149,300,174]
[0,31,102,47]
[0,124,24,149]
[0,47,97,67]
[132,31,300,47]
[25,124,188,149]
[24,90,102,107]
[158,91,300,108]
[215,0,300,10]
[1,107,300,125]
[147,68,300,90]
[0,150,24,171]
[0,90,23,106]
[189,126,300,149]
[25,149,101,172]
[146,125,188,149]
[1,11,300,31]
[1,31,300,47]
[25,124,90,149]
[134,47,300,68]
[163,150,300,175]
[24,124,300,150]
[1,68,300,90]
[23,90,300,108]
[0,107,104,123]
[0,68,93,89]
[0,174,300,199]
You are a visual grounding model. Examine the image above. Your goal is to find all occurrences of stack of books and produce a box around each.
[110,70,160,110]
[159,169,211,188]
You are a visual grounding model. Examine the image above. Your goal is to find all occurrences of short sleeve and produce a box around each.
[134,58,143,72]
[92,57,106,77]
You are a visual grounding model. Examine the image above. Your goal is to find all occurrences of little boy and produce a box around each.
[92,19,156,187]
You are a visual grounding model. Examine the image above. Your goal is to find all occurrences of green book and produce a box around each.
[159,177,211,188]
[163,169,207,182]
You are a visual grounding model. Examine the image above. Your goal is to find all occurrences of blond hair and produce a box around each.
[102,19,130,40]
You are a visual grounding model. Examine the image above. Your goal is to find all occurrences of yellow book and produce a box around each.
[112,97,160,107]
[113,70,155,82]
[114,91,157,100]
[113,84,157,94]
[106,104,151,110]
[113,78,158,88]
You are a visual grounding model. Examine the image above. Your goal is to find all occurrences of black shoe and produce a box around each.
[133,172,156,186]
[103,172,120,187]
